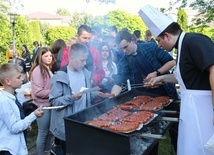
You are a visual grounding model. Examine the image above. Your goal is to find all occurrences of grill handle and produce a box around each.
[160,110,179,114]
[132,133,166,139]
[160,117,179,122]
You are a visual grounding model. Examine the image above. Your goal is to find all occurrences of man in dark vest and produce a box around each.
[31,41,40,64]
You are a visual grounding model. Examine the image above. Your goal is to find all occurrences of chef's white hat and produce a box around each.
[138,5,174,37]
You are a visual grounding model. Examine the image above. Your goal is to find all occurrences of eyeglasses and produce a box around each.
[102,50,109,52]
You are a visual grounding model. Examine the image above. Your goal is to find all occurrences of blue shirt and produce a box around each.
[0,90,37,155]
[115,42,178,99]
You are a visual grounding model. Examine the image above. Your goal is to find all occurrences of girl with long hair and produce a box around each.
[29,47,55,155]
[98,42,117,93]
[21,44,31,72]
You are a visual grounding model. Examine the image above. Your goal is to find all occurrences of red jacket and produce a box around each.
[89,46,105,86]
[60,46,69,68]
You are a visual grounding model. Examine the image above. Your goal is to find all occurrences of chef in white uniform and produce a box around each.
[138,5,214,155]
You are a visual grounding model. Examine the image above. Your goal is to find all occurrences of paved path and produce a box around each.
[28,136,54,155]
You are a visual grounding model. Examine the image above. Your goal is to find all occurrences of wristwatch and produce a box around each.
[156,70,161,76]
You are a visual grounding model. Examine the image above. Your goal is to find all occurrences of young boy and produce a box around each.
[0,63,44,155]
[49,43,114,154]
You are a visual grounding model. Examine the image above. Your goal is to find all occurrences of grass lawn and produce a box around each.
[159,131,176,155]
[27,121,38,149]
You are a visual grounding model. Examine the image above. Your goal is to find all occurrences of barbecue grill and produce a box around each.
[64,89,180,155]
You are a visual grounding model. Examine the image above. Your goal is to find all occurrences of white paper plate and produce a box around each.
[42,106,65,110]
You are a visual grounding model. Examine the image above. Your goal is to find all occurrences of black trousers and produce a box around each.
[53,137,66,155]
[0,151,12,155]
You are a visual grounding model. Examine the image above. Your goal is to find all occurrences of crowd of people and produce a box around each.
[0,4,214,155]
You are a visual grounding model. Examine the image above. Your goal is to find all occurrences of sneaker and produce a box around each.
[50,144,63,155]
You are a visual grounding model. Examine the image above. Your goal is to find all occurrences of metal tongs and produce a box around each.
[122,82,163,92]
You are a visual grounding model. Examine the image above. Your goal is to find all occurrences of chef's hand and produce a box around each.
[151,76,163,85]
[72,92,82,100]
[144,71,158,82]
[34,108,44,118]
[145,76,163,88]
[98,92,115,98]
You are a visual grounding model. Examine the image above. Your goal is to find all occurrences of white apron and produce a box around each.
[173,32,214,155]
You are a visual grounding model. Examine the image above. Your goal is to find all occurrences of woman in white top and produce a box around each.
[99,42,117,93]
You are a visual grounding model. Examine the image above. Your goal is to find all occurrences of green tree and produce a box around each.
[189,0,213,27]
[105,10,130,31]
[177,8,188,32]
[30,21,41,41]
[29,21,41,49]
[105,10,147,34]
[44,26,77,45]
[70,12,86,29]
[0,13,11,63]
[39,21,51,45]
[90,15,106,28]
[168,0,213,27]
[56,8,71,16]
[161,0,214,42]
[189,27,214,42]
[15,16,31,51]
[70,12,96,29]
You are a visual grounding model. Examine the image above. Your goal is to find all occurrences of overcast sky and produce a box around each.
[17,0,175,15]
